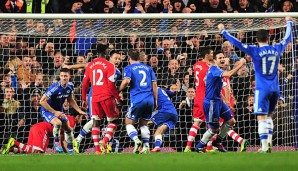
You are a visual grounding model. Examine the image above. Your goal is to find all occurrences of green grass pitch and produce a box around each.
[0,152,297,171]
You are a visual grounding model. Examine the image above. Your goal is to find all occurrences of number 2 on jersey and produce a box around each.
[262,56,276,75]
[139,70,147,87]
[92,69,104,85]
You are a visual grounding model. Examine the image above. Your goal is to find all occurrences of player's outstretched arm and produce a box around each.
[40,94,63,117]
[119,78,130,92]
[218,24,252,56]
[218,23,225,32]
[278,16,293,51]
[68,95,88,118]
[62,63,88,69]
[222,58,246,77]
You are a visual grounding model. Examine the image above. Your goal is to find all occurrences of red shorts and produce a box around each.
[193,99,206,122]
[27,127,50,152]
[92,97,119,121]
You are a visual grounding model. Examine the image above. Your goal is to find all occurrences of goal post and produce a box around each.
[0,13,297,152]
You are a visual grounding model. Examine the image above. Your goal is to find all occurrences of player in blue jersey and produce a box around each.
[195,51,246,153]
[218,16,293,153]
[62,51,121,153]
[119,49,158,154]
[149,87,178,152]
[39,68,87,154]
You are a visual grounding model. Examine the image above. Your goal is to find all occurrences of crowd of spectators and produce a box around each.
[0,0,297,152]
[1,0,298,14]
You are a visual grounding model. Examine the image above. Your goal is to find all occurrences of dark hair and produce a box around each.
[187,86,195,91]
[110,50,119,57]
[213,50,223,59]
[200,47,212,58]
[96,44,108,57]
[60,68,70,73]
[256,29,269,43]
[183,73,189,79]
[106,50,119,60]
[129,49,140,61]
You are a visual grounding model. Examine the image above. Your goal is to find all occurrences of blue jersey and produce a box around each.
[115,68,121,81]
[157,88,177,115]
[41,81,74,112]
[221,21,292,91]
[205,66,224,100]
[151,88,178,133]
[123,62,157,104]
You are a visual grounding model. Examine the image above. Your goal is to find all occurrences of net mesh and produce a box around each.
[0,16,297,153]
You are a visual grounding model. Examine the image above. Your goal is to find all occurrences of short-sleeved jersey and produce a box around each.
[123,62,157,104]
[82,57,119,102]
[194,61,210,101]
[87,67,121,117]
[221,20,292,91]
[88,67,122,99]
[157,87,177,115]
[41,81,74,112]
[205,66,224,100]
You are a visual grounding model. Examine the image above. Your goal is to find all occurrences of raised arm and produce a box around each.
[277,16,293,52]
[222,58,246,77]
[218,24,253,56]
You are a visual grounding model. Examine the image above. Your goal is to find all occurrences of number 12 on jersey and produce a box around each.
[92,69,104,85]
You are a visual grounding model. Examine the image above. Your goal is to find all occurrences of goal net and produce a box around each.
[0,13,297,153]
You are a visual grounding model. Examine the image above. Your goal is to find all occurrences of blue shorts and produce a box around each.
[87,88,92,118]
[41,110,68,123]
[254,90,279,115]
[203,99,233,129]
[151,110,178,130]
[126,97,154,121]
